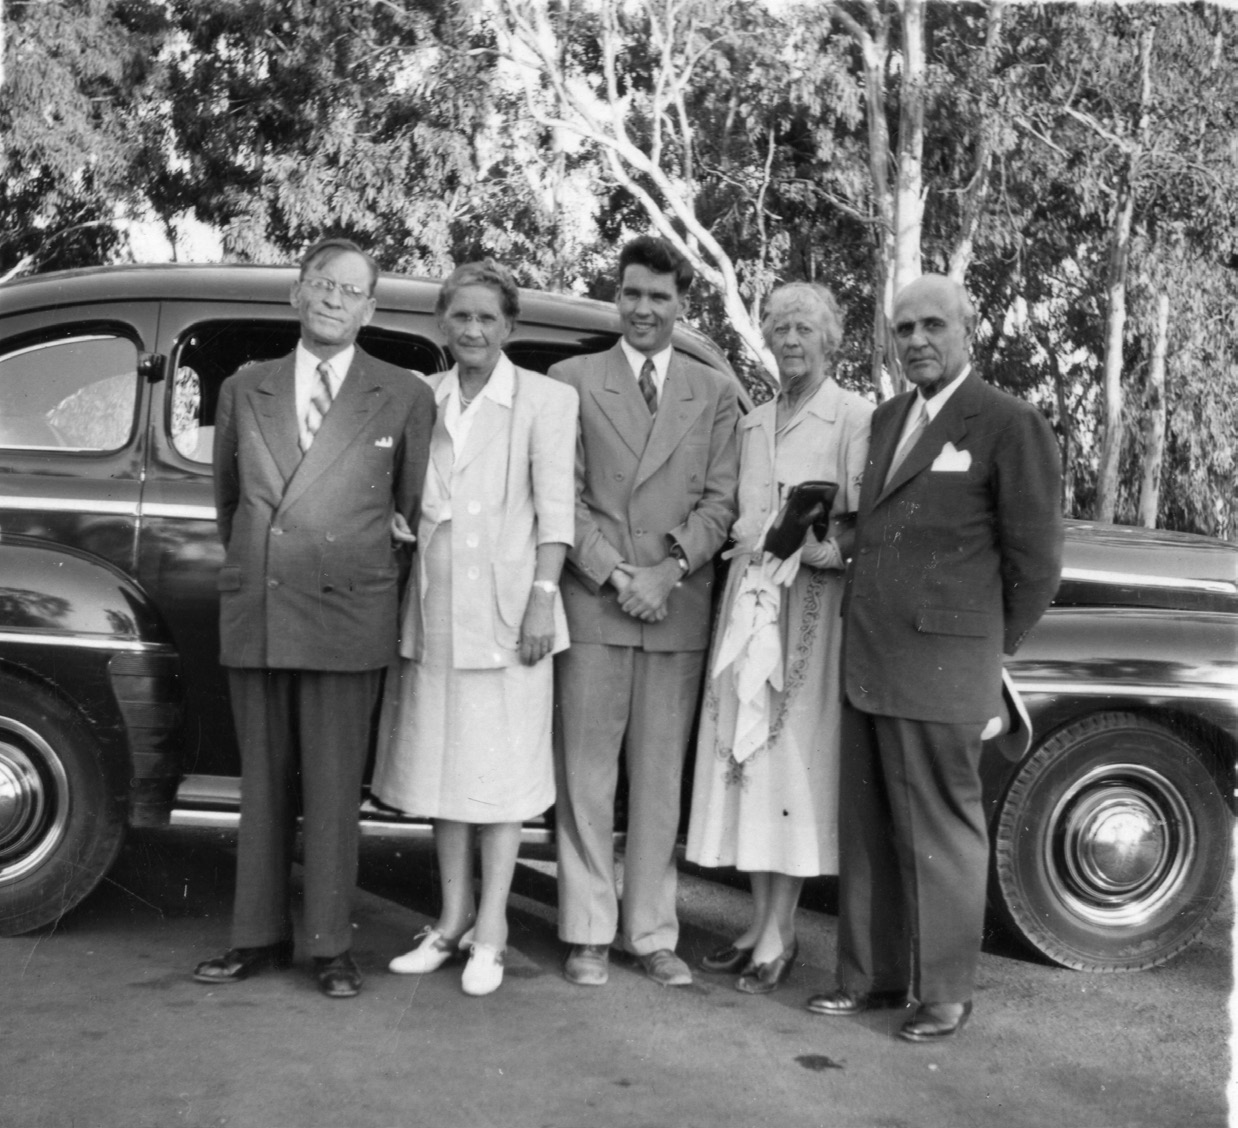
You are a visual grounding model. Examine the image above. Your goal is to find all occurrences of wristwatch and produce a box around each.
[669,543,689,576]
[532,579,559,595]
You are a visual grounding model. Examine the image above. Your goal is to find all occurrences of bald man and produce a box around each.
[806,274,1063,1041]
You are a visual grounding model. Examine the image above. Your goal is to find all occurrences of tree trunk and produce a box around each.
[1093,20,1154,523]
[893,0,925,300]
[1137,292,1169,528]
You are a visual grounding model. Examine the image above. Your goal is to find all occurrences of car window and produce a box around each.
[170,320,441,463]
[0,334,139,451]
[506,337,618,374]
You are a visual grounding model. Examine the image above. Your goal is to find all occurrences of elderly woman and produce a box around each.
[686,282,873,994]
[371,261,578,996]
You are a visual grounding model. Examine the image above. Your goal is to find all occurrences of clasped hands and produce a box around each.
[610,558,681,623]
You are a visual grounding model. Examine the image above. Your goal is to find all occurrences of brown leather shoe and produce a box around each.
[193,939,294,984]
[314,951,362,998]
[804,986,907,1016]
[898,1001,971,1042]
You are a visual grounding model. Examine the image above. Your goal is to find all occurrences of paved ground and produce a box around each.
[2,827,1231,1128]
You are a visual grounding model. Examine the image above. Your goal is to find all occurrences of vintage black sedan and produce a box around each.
[0,264,1234,975]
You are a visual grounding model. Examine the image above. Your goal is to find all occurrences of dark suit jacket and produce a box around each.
[213,346,435,671]
[843,372,1063,725]
[549,343,739,652]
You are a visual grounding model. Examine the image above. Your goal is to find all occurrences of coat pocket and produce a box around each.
[915,607,991,637]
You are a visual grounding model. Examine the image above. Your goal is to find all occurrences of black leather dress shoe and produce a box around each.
[314,951,362,998]
[698,942,755,974]
[898,1001,972,1043]
[193,939,294,984]
[804,986,907,1016]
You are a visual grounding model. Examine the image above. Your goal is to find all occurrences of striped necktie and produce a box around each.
[884,400,928,486]
[302,360,335,451]
[638,358,658,415]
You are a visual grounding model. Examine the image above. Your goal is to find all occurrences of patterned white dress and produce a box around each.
[686,378,872,876]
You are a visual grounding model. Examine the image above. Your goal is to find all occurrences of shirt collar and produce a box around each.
[620,338,673,386]
[917,363,970,420]
[436,351,516,408]
[296,342,354,392]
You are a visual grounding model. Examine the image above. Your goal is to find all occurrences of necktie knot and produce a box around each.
[637,358,658,415]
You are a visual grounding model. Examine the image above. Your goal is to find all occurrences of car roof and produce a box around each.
[0,262,738,382]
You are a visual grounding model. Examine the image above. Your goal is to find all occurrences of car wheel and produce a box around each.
[0,674,124,935]
[992,712,1231,972]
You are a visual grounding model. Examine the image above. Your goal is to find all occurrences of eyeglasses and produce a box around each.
[301,277,372,302]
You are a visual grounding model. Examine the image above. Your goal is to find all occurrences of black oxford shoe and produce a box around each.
[193,939,294,984]
[805,986,907,1016]
[314,951,362,998]
[898,1000,972,1043]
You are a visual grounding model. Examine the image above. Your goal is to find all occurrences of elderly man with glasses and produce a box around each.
[193,237,435,998]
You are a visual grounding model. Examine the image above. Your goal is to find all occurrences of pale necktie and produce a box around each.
[884,400,928,486]
[638,358,658,415]
[301,360,335,451]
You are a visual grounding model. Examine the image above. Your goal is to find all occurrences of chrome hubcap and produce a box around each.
[1046,763,1194,927]
[0,721,69,883]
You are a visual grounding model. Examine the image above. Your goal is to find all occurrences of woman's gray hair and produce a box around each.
[435,260,521,322]
[761,282,844,354]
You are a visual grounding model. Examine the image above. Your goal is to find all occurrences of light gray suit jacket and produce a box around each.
[549,343,739,652]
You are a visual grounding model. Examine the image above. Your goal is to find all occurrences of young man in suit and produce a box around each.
[806,274,1063,1040]
[194,238,435,998]
[550,236,740,988]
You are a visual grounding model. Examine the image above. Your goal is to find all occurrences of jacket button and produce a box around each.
[615,472,624,480]
[271,527,283,536]
[267,579,278,588]
[468,500,481,515]
[466,534,479,548]
[325,533,336,542]
[467,566,480,580]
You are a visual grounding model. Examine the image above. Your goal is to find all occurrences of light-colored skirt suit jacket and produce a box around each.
[371,358,579,823]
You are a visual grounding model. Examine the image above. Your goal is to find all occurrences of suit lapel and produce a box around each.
[281,350,389,512]
[634,353,706,488]
[253,355,301,486]
[874,375,982,504]
[454,396,508,475]
[591,344,653,461]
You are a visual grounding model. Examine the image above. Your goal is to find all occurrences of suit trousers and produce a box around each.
[835,699,989,1005]
[227,667,381,958]
[554,643,705,954]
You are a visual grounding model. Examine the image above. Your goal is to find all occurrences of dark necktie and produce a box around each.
[884,400,928,486]
[638,358,658,415]
[302,360,335,451]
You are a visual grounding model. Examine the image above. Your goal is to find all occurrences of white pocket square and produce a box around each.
[374,436,394,449]
[930,442,971,472]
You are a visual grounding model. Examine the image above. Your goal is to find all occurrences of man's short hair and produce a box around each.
[299,237,379,295]
[617,235,695,295]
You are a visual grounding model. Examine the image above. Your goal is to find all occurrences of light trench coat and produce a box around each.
[399,358,579,669]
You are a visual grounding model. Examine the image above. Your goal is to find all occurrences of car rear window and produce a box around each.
[0,334,139,452]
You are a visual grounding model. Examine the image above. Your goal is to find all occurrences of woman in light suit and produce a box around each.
[372,261,578,996]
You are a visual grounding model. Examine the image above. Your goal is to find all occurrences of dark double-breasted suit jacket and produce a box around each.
[836,370,1063,1003]
[843,372,1063,723]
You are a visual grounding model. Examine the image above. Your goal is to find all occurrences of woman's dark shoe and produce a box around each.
[698,942,756,974]
[193,939,294,984]
[735,940,798,995]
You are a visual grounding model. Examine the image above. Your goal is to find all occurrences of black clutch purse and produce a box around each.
[762,480,839,559]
